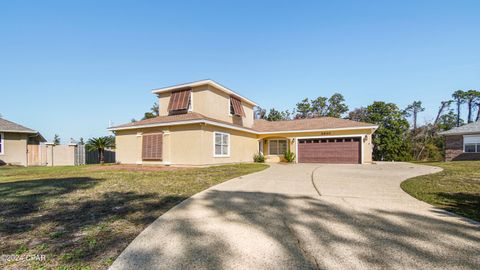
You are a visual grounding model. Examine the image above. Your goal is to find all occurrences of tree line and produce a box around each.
[255,89,480,161]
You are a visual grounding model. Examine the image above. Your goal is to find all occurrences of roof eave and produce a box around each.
[109,120,378,135]
[0,129,38,134]
[151,79,259,107]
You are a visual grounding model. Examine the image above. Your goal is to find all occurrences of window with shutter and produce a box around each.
[167,89,192,113]
[230,97,245,117]
[142,133,163,160]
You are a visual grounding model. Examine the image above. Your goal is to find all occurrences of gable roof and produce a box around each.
[439,121,480,135]
[0,118,37,133]
[151,79,258,106]
[109,113,377,134]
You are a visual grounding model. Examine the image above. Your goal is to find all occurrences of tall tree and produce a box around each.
[266,108,284,121]
[476,99,480,122]
[433,100,452,126]
[143,102,160,120]
[465,90,480,123]
[311,96,328,117]
[86,136,115,164]
[326,93,349,118]
[452,90,466,127]
[363,101,411,161]
[404,101,425,131]
[347,107,368,122]
[254,107,267,119]
[438,110,462,131]
[53,134,61,145]
[295,98,311,119]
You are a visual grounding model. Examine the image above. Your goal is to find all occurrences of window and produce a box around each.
[269,139,287,155]
[214,132,230,157]
[0,133,3,154]
[229,102,235,115]
[142,133,163,160]
[463,135,480,153]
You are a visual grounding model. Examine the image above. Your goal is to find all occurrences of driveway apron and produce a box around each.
[110,163,480,270]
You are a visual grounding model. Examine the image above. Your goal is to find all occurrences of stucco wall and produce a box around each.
[115,125,375,165]
[115,124,258,165]
[0,132,28,166]
[115,129,143,164]
[157,85,255,128]
[260,129,374,164]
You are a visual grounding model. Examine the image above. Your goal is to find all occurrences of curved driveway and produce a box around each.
[111,163,480,270]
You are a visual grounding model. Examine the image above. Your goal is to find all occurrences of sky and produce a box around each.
[1,0,479,142]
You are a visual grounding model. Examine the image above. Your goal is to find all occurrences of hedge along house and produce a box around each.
[0,118,46,166]
[109,80,378,165]
[439,121,480,161]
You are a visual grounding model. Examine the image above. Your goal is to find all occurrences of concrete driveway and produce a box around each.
[110,163,480,270]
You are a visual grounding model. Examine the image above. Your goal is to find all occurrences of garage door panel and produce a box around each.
[298,137,360,164]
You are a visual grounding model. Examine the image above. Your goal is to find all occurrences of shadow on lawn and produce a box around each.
[116,190,480,270]
[435,192,480,222]
[0,177,187,268]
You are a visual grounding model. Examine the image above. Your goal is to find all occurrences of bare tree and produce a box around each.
[452,90,466,126]
[465,90,480,123]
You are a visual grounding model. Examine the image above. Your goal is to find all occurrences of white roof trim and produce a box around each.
[256,125,378,134]
[0,129,37,134]
[151,80,258,106]
[108,119,377,135]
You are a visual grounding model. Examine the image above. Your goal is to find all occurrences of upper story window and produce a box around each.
[230,97,245,117]
[167,89,192,114]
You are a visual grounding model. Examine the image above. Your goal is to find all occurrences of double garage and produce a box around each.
[297,137,362,164]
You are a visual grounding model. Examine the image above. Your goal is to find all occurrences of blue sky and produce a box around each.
[1,1,479,142]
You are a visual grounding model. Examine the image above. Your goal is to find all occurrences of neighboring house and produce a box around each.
[109,80,378,165]
[0,118,46,166]
[439,121,480,161]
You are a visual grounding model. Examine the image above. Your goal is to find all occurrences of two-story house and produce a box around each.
[109,80,377,165]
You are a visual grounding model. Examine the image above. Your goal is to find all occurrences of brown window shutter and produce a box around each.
[167,89,191,112]
[230,97,245,117]
[142,133,163,160]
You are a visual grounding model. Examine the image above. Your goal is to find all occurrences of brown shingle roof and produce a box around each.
[111,112,207,129]
[0,118,37,133]
[252,117,375,132]
[110,113,376,133]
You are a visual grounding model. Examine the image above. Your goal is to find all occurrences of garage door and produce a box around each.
[298,137,361,164]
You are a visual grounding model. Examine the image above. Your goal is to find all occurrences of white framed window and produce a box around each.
[268,139,287,155]
[463,135,480,153]
[0,133,3,155]
[214,132,230,157]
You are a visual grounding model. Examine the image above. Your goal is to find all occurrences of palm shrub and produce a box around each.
[86,136,115,164]
[253,152,265,163]
[284,150,296,163]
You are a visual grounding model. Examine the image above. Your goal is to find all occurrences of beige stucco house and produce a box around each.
[109,80,378,165]
[0,118,46,166]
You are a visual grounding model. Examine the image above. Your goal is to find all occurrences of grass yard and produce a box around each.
[0,163,268,270]
[401,161,480,222]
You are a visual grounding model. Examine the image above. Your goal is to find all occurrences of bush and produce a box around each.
[284,150,296,163]
[253,152,265,163]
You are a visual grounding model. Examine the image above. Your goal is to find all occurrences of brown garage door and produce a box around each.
[298,137,361,164]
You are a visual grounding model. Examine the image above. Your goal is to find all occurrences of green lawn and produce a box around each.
[401,161,480,222]
[0,163,268,270]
